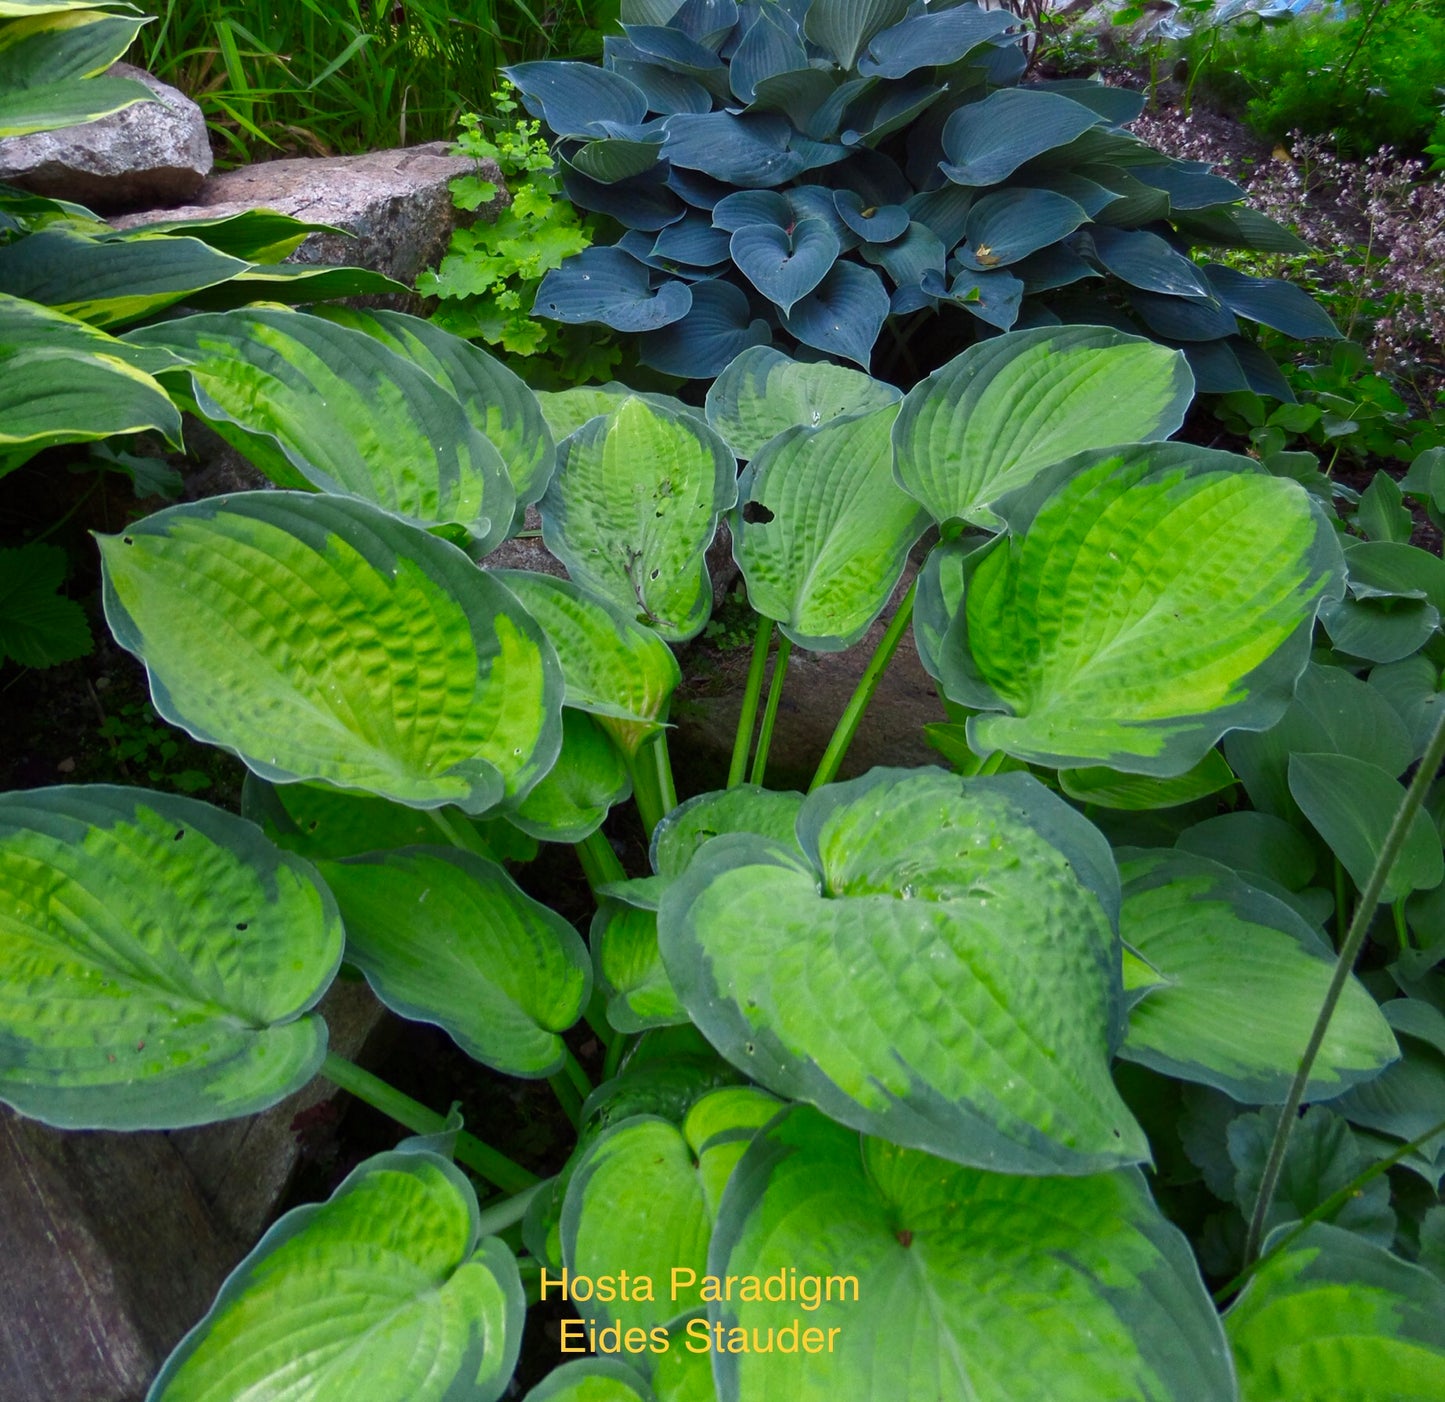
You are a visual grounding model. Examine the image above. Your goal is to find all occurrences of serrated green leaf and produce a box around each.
[0,541,91,666]
[149,1149,524,1402]
[1288,752,1444,904]
[493,569,681,758]
[1118,850,1397,1102]
[732,404,926,650]
[99,492,563,815]
[128,308,516,552]
[0,786,340,1129]
[318,846,589,1077]
[707,1105,1235,1402]
[659,767,1146,1174]
[891,325,1194,527]
[926,446,1343,775]
[540,396,737,642]
[1226,1222,1445,1400]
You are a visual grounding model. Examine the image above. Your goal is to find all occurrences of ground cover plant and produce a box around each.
[4,3,1445,1397]
[130,0,617,162]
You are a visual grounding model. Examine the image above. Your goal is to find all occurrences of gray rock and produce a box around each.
[112,144,505,293]
[0,64,211,212]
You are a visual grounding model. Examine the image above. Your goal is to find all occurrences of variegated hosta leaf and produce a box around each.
[594,899,686,1032]
[0,786,341,1130]
[539,396,737,642]
[149,1149,524,1402]
[317,846,590,1078]
[316,307,557,515]
[1119,850,1398,1102]
[99,492,563,814]
[494,569,681,758]
[126,308,517,553]
[1225,1222,1445,1401]
[1059,750,1238,810]
[920,445,1344,776]
[731,404,928,651]
[509,708,632,843]
[891,324,1194,527]
[704,345,901,461]
[534,383,696,443]
[650,785,806,879]
[561,1089,784,1335]
[659,766,1148,1174]
[707,1105,1236,1402]
[524,1360,657,1402]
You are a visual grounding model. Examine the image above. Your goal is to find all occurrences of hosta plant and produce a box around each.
[502,0,1336,392]
[3,308,1445,1401]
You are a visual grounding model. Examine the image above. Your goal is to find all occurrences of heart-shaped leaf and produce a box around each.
[940,88,1102,186]
[0,786,340,1130]
[858,3,1015,78]
[731,403,927,649]
[1118,850,1398,1102]
[705,345,899,461]
[128,308,517,553]
[706,1105,1235,1402]
[315,307,556,514]
[729,4,807,103]
[536,384,695,443]
[922,446,1344,775]
[831,189,910,243]
[660,767,1147,1173]
[942,267,1024,329]
[662,110,806,187]
[651,785,806,878]
[149,1149,524,1402]
[1225,1223,1445,1401]
[535,247,693,332]
[524,1360,657,1402]
[891,324,1194,527]
[507,60,649,138]
[595,899,686,1031]
[492,570,681,758]
[957,188,1089,271]
[540,396,737,642]
[638,278,774,380]
[730,217,839,313]
[779,260,889,368]
[318,845,590,1077]
[99,492,564,814]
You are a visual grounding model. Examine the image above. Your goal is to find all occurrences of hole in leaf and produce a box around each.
[235,922,248,931]
[742,502,775,525]
[122,536,134,545]
[173,830,185,841]
[650,569,660,580]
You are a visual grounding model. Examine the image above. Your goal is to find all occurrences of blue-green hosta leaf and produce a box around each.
[1087,225,1211,297]
[1371,656,1445,763]
[707,1105,1235,1402]
[803,0,909,68]
[891,324,1194,528]
[572,134,667,183]
[99,492,563,814]
[1118,850,1397,1102]
[831,189,909,243]
[317,846,590,1077]
[732,404,927,650]
[1288,753,1445,904]
[0,786,341,1130]
[729,217,839,314]
[1225,662,1415,823]
[638,278,773,380]
[562,1090,784,1335]
[941,266,1024,329]
[536,247,692,333]
[661,110,805,187]
[510,709,632,842]
[493,570,681,758]
[778,259,888,368]
[0,228,249,328]
[595,900,686,1031]
[705,344,900,461]
[956,188,1089,271]
[857,3,1015,78]
[1059,751,1237,811]
[1176,811,1317,893]
[149,1149,524,1402]
[941,88,1102,187]
[729,4,806,104]
[1205,263,1340,341]
[660,767,1147,1174]
[507,60,648,138]
[525,1360,656,1402]
[1225,1223,1445,1401]
[314,308,556,514]
[650,785,806,879]
[128,309,516,553]
[540,396,737,642]
[926,446,1343,775]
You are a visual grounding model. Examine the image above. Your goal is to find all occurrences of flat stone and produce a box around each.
[0,64,211,212]
[112,144,505,292]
